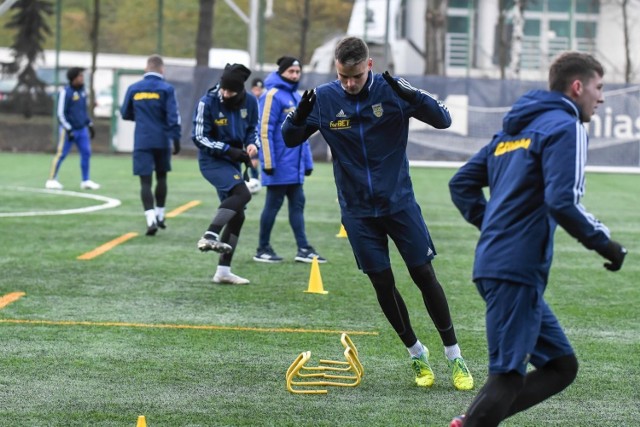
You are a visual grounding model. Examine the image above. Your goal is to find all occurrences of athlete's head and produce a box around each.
[146,54,165,74]
[277,56,302,83]
[66,67,85,88]
[549,52,604,123]
[220,63,251,108]
[334,36,372,95]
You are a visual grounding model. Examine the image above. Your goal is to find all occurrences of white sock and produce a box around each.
[407,340,426,358]
[216,266,230,276]
[144,209,156,227]
[155,206,165,221]
[444,344,462,360]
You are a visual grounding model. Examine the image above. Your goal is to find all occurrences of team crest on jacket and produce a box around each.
[240,108,248,119]
[372,103,383,118]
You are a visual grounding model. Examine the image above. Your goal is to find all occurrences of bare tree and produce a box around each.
[89,0,100,112]
[196,0,215,66]
[425,0,447,76]
[621,0,632,83]
[299,0,311,62]
[508,0,524,79]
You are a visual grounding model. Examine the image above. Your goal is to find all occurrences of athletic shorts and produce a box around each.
[198,155,244,202]
[133,147,171,176]
[475,279,574,376]
[341,201,436,274]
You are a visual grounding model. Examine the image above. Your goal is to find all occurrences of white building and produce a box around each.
[310,0,640,84]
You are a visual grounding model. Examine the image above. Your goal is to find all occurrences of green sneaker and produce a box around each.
[449,357,474,390]
[411,348,435,387]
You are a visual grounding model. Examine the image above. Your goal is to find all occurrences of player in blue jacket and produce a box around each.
[448,52,627,427]
[282,36,473,391]
[192,63,259,285]
[46,67,99,190]
[253,56,325,264]
[121,55,182,235]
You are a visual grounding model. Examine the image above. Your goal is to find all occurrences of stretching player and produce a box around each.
[282,36,473,390]
[192,63,259,285]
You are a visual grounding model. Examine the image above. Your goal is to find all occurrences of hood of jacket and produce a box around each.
[502,90,582,135]
[264,71,299,92]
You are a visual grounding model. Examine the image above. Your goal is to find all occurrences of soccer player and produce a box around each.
[448,52,627,426]
[120,54,182,235]
[46,67,99,190]
[192,63,259,285]
[253,56,326,264]
[281,36,473,390]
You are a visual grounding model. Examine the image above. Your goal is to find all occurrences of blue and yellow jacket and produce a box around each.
[58,84,91,131]
[282,71,451,217]
[120,72,182,150]
[191,84,259,163]
[258,72,312,186]
[449,90,612,286]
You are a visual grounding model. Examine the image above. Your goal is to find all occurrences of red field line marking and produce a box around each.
[166,200,201,218]
[0,292,26,309]
[77,232,138,260]
[0,318,379,336]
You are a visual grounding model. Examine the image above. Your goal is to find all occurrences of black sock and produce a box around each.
[463,372,525,427]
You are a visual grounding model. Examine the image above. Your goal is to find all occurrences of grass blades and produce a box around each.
[1,153,638,426]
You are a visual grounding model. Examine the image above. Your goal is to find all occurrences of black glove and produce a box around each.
[291,89,316,125]
[596,240,627,272]
[305,169,313,176]
[263,168,274,176]
[172,138,181,155]
[226,146,251,163]
[88,124,95,139]
[67,130,75,141]
[382,71,420,105]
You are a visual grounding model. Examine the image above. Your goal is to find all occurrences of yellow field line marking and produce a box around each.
[0,318,379,336]
[166,200,201,218]
[0,292,26,309]
[77,232,139,260]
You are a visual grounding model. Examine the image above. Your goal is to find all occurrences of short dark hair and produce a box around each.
[548,52,604,92]
[334,36,369,67]
[147,54,164,72]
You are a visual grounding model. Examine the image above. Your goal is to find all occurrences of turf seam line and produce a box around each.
[0,318,379,336]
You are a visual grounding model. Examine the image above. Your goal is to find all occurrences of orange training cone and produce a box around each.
[305,256,328,294]
[136,415,147,427]
[336,224,347,238]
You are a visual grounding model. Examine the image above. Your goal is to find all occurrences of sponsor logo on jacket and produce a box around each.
[494,138,531,156]
[133,92,161,101]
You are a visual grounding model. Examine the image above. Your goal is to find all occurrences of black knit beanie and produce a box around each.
[220,63,251,93]
[277,56,300,75]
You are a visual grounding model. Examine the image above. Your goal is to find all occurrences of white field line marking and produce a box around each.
[0,186,121,217]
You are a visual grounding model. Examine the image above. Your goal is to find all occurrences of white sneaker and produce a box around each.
[212,272,250,285]
[80,180,100,190]
[45,179,63,190]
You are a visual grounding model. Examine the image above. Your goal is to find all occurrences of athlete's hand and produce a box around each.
[226,146,251,164]
[291,89,316,125]
[263,168,274,176]
[305,169,313,176]
[596,240,627,272]
[67,130,75,141]
[382,71,419,105]
[172,138,181,155]
[88,124,95,139]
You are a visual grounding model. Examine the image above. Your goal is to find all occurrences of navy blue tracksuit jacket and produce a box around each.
[449,90,612,286]
[281,71,451,218]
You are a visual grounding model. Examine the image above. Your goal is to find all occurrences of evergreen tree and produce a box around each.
[5,0,53,117]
